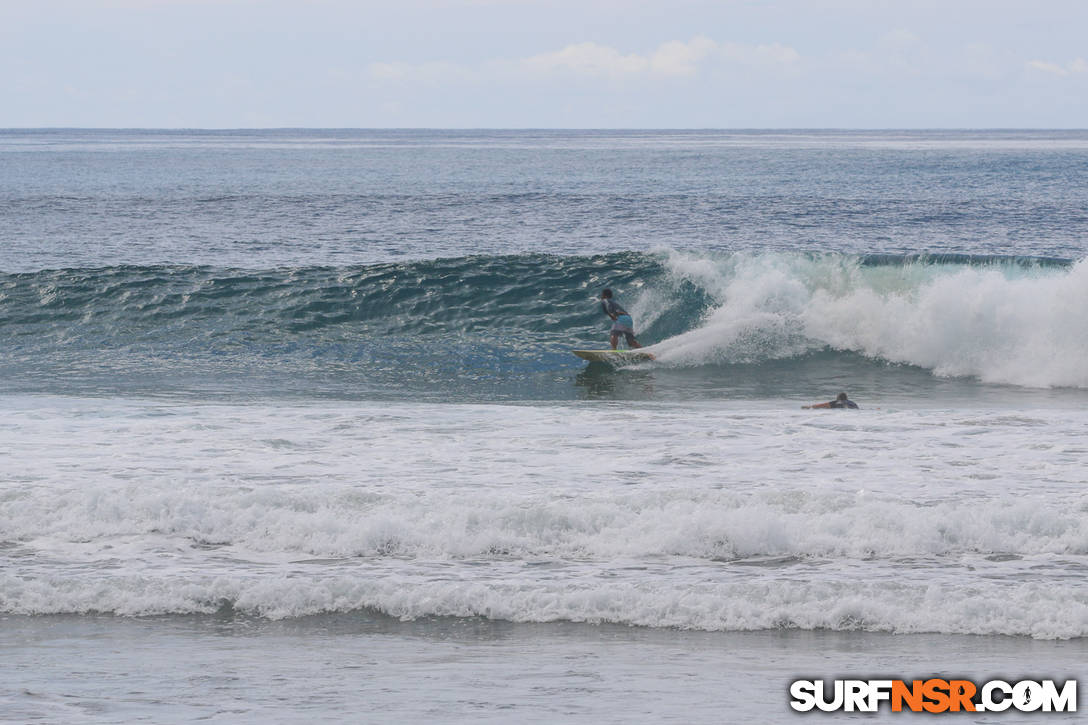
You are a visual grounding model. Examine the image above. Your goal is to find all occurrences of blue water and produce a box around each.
[3,129,1088,403]
[2,129,1087,723]
[3,129,1088,271]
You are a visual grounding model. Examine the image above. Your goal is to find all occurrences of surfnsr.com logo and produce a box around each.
[789,678,1077,713]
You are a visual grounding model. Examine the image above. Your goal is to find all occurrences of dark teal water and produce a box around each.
[2,129,1087,402]
[1,252,1085,403]
[3,130,1087,725]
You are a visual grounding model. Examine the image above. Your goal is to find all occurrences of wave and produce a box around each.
[0,253,667,340]
[3,486,1086,638]
[649,250,1088,388]
[4,573,1086,639]
[5,485,1086,561]
[1,250,1085,389]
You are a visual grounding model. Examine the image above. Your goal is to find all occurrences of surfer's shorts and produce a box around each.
[609,311,635,330]
[611,314,635,337]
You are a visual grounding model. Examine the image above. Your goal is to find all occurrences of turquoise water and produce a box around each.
[2,129,1086,723]
[2,252,1087,402]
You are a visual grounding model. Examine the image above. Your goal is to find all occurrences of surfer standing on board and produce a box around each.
[803,392,859,409]
[600,289,644,350]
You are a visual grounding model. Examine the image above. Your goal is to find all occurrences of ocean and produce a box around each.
[1,129,1086,722]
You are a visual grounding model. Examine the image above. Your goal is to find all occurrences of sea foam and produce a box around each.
[650,251,1088,388]
[4,572,1086,640]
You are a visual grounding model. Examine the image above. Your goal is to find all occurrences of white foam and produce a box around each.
[3,395,1088,637]
[4,572,1087,640]
[4,483,1087,562]
[650,251,1088,388]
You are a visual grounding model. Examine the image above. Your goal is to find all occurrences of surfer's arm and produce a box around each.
[802,402,832,409]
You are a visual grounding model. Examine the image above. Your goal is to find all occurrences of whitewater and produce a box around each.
[4,395,1087,635]
[2,129,1087,723]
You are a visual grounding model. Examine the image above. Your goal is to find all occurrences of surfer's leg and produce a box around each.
[625,332,641,348]
[610,332,619,350]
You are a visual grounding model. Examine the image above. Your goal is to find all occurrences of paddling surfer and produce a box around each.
[803,392,859,409]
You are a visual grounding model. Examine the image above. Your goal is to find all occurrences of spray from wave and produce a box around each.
[648,250,1088,388]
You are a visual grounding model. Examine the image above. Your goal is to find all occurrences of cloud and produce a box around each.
[522,42,650,76]
[648,36,718,76]
[1027,58,1088,76]
[521,37,799,78]
[367,36,801,84]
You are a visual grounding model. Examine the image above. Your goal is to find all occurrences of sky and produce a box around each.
[2,0,1087,128]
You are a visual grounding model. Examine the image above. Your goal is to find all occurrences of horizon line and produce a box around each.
[3,126,1088,132]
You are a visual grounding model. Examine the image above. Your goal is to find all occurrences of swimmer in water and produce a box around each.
[803,392,859,409]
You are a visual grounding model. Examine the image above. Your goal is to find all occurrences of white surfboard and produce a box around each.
[572,349,655,364]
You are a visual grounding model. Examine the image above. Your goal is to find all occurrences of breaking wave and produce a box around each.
[1,250,1085,389]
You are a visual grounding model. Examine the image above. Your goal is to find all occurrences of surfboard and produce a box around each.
[572,349,655,364]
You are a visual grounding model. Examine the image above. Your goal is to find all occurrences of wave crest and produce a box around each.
[2,250,1085,389]
[652,251,1088,388]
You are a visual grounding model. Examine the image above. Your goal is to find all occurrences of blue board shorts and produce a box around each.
[610,314,635,335]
